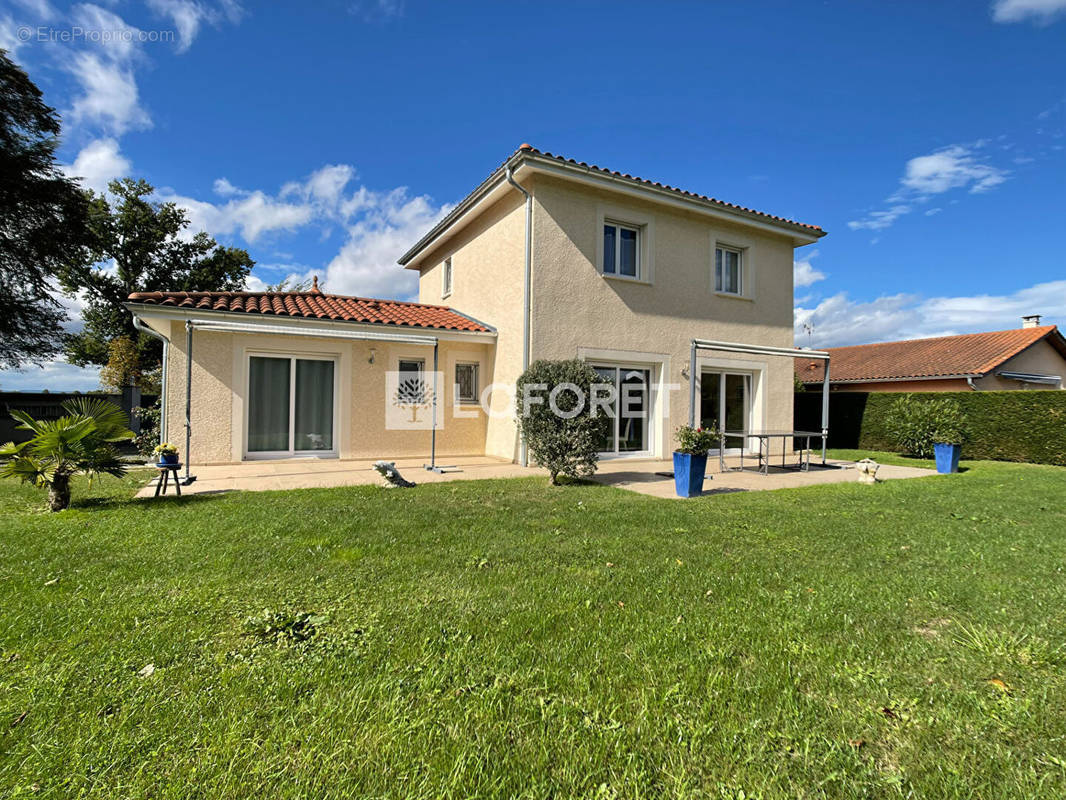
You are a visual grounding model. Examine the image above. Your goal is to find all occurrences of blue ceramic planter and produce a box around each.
[158,452,179,466]
[673,452,708,497]
[933,442,961,474]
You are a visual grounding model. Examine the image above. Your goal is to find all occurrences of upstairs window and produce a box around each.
[442,257,453,297]
[603,222,640,279]
[715,246,742,295]
[455,363,479,403]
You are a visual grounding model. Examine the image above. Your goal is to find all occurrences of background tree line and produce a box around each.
[1,48,254,392]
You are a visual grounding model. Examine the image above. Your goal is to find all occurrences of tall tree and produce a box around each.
[0,49,92,369]
[59,178,254,380]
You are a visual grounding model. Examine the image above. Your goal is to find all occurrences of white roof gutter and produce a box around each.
[186,318,439,345]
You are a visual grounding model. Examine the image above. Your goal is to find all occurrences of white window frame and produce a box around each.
[602,221,642,279]
[398,357,425,377]
[441,257,453,299]
[710,234,755,300]
[244,352,339,460]
[454,362,479,404]
[715,245,743,296]
[595,204,655,284]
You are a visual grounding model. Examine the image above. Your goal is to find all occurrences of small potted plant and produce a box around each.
[154,442,179,466]
[673,424,718,498]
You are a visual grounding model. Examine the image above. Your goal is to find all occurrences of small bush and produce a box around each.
[516,359,612,485]
[887,395,968,458]
[132,402,160,458]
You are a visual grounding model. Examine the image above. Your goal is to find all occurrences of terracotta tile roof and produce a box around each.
[515,144,824,234]
[399,143,824,266]
[796,326,1065,383]
[127,290,492,332]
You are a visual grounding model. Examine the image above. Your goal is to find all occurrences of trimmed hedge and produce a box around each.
[795,390,1066,466]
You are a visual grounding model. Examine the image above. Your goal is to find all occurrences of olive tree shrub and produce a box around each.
[887,394,968,458]
[516,360,612,485]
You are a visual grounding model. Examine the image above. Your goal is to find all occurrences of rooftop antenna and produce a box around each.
[802,322,815,345]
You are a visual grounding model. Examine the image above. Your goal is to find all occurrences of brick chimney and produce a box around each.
[1021,314,1042,329]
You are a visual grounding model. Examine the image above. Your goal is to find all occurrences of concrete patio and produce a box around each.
[137,454,936,499]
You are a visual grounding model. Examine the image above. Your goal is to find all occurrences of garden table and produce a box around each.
[719,431,824,475]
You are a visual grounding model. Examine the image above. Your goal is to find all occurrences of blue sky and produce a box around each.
[2,0,1065,390]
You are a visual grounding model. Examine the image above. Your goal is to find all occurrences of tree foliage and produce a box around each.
[886,395,969,458]
[516,359,611,485]
[58,178,255,378]
[0,396,133,511]
[0,50,93,368]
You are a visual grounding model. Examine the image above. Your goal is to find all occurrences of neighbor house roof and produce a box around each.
[399,144,824,266]
[127,290,492,332]
[796,325,1066,384]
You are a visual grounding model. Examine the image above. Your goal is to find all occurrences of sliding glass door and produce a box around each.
[700,371,750,454]
[592,365,651,456]
[247,355,335,457]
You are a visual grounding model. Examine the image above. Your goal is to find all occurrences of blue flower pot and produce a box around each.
[158,452,179,466]
[933,443,961,474]
[673,452,708,498]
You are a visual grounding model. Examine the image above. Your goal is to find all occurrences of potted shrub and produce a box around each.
[887,395,967,473]
[154,442,179,465]
[932,413,967,475]
[673,424,718,498]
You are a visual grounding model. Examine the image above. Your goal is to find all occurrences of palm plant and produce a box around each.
[0,397,134,511]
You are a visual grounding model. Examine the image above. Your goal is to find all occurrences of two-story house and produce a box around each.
[126,145,825,469]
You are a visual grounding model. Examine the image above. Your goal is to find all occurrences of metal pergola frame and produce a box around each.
[688,338,832,464]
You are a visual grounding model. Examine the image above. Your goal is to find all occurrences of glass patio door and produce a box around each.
[699,371,750,454]
[247,355,335,457]
[592,365,651,456]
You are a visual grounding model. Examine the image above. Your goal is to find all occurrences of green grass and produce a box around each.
[2,457,1066,799]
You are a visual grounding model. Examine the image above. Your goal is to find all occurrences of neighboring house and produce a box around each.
[795,318,1066,392]
[127,144,825,467]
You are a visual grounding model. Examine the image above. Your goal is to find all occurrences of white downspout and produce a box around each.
[966,377,979,391]
[506,165,533,467]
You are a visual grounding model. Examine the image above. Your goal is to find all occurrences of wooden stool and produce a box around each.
[154,464,183,497]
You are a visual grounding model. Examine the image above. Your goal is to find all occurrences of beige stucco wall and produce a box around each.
[164,319,492,465]
[526,174,802,456]
[413,192,527,460]
[975,339,1065,390]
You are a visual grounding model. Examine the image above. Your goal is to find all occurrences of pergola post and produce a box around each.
[821,359,830,465]
[183,320,195,485]
[688,342,697,427]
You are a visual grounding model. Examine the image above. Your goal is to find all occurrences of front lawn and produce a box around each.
[2,458,1065,798]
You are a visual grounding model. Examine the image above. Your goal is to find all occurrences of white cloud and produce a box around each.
[162,188,315,243]
[323,189,449,299]
[848,143,1008,232]
[992,0,1066,23]
[793,249,827,287]
[795,279,1066,347]
[62,137,131,192]
[847,204,911,231]
[899,145,1008,195]
[62,4,152,136]
[924,207,942,216]
[146,0,241,52]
